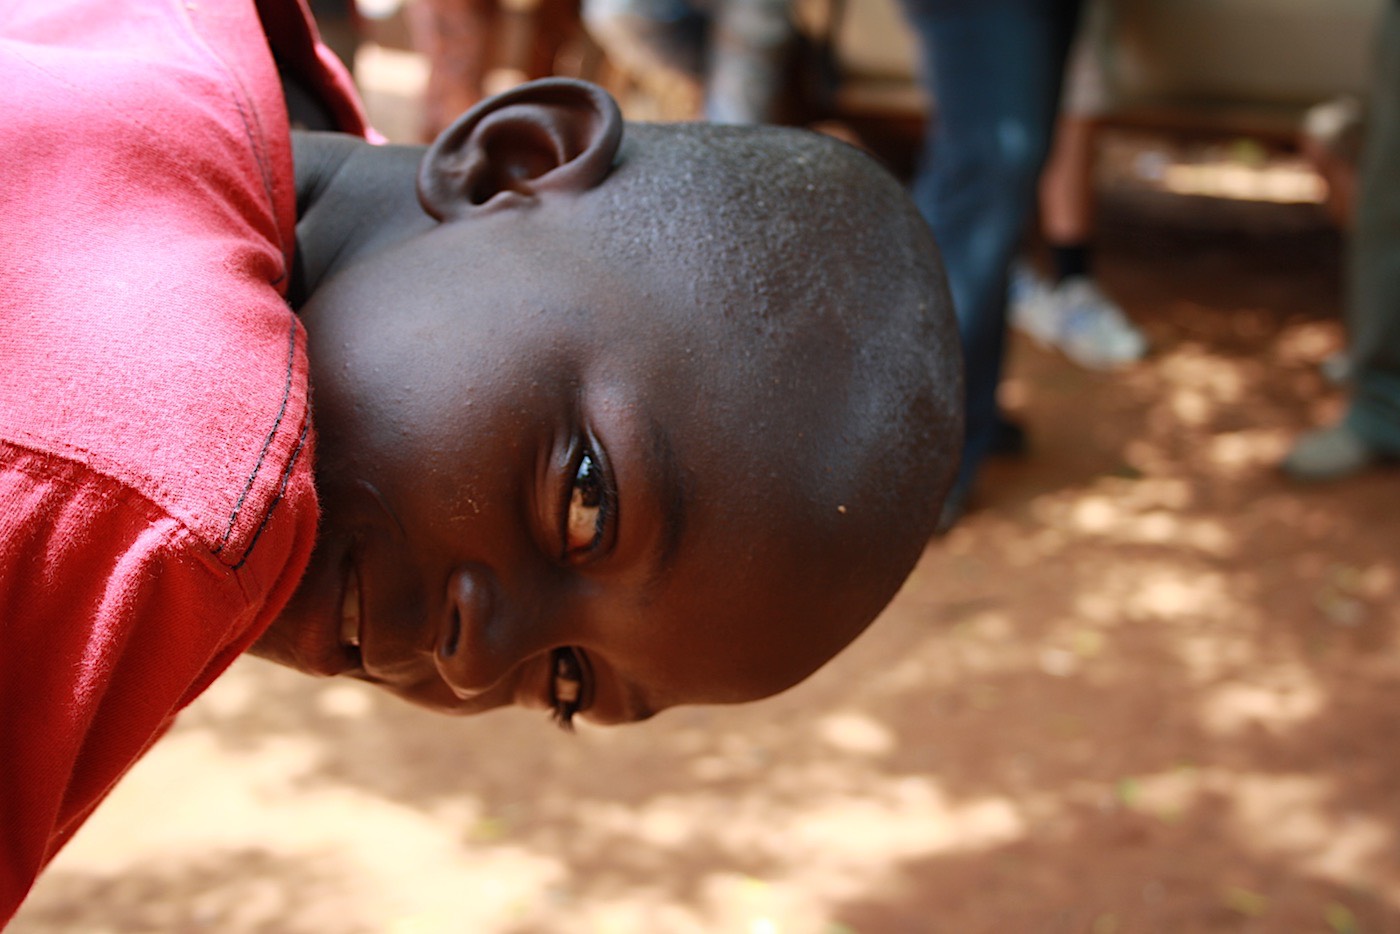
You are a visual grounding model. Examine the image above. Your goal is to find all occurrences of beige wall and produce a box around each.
[810,0,1384,118]
[1112,0,1381,108]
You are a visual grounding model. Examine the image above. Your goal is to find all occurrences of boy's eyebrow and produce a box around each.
[644,417,687,590]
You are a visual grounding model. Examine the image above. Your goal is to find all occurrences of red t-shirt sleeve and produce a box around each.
[0,443,318,921]
[0,0,359,920]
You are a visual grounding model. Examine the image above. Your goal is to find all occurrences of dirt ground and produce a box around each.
[13,81,1400,933]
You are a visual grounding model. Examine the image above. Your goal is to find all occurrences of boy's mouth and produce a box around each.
[340,560,363,651]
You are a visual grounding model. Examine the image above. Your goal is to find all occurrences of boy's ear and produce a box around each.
[417,78,623,221]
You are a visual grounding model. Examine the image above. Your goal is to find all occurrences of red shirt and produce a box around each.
[0,0,368,918]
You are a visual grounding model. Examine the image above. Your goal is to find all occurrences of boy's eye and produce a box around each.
[564,447,608,558]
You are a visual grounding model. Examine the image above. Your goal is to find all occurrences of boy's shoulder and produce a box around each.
[1,0,306,554]
[0,0,363,555]
[0,5,349,912]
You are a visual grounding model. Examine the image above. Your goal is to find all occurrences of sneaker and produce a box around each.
[1008,263,1060,344]
[1321,351,1353,385]
[1007,261,1045,313]
[1281,422,1386,482]
[1011,274,1148,370]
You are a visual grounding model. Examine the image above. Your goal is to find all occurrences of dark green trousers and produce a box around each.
[1347,0,1400,452]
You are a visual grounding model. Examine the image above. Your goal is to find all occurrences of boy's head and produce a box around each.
[251,79,961,725]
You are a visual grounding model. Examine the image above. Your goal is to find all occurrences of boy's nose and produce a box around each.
[435,563,514,699]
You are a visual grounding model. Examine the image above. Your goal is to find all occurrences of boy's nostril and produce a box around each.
[441,563,495,673]
[443,607,462,657]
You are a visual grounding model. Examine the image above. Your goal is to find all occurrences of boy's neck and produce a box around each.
[290,132,434,307]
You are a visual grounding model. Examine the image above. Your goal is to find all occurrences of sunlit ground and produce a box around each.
[13,49,1400,934]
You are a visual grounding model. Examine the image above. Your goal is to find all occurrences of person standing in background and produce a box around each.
[896,0,1084,528]
[582,0,797,124]
[1009,0,1148,372]
[1283,0,1400,480]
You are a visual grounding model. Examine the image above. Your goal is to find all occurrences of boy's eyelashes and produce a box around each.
[560,440,615,562]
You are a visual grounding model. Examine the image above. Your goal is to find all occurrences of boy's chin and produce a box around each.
[249,610,360,678]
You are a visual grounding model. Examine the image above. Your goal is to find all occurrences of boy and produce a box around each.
[0,0,959,920]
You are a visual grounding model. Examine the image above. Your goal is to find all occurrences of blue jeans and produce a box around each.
[898,0,1082,492]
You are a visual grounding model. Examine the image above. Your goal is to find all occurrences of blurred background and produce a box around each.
[13,0,1400,931]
